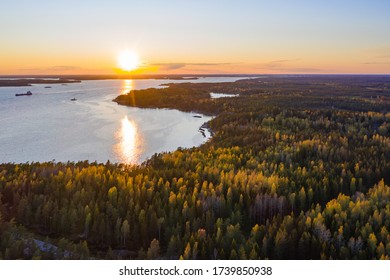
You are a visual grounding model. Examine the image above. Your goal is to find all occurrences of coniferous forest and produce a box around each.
[1,75,390,259]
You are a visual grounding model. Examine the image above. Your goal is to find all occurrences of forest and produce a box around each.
[1,75,390,259]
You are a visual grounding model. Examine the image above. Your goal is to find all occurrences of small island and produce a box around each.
[0,78,81,87]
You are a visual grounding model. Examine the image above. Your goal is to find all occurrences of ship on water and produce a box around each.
[15,91,32,96]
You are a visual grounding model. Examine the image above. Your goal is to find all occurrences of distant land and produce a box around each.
[0,78,82,87]
[1,74,389,87]
[0,74,264,87]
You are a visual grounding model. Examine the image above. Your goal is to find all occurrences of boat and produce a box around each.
[70,98,77,101]
[15,91,32,96]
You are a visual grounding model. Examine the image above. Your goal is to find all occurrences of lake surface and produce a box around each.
[0,77,245,164]
[210,92,240,98]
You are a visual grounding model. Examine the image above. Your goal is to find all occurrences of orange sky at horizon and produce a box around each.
[2,56,389,75]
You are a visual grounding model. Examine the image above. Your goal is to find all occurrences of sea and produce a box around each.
[0,77,245,164]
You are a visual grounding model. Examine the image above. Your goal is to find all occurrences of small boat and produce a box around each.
[16,91,32,96]
[70,98,77,101]
[193,115,202,118]
[44,86,52,88]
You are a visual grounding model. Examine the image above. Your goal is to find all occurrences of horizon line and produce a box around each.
[1,73,390,78]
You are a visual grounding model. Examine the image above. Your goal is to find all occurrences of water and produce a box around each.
[0,77,245,164]
[210,92,240,98]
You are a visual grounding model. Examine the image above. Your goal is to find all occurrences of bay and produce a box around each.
[0,77,244,164]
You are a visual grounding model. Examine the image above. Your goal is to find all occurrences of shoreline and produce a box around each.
[0,74,263,86]
[0,78,81,87]
[3,73,388,87]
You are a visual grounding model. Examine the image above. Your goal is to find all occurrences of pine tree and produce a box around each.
[147,239,160,259]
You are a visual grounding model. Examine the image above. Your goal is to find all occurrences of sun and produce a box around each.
[118,50,140,72]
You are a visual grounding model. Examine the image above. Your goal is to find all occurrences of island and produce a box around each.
[0,74,260,87]
[0,78,81,87]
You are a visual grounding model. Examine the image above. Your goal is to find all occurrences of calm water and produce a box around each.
[210,92,240,98]
[0,77,245,164]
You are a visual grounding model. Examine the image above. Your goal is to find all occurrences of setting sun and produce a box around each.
[118,50,140,72]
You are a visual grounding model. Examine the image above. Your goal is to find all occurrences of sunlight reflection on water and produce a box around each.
[115,115,143,164]
[121,79,133,95]
[121,79,136,106]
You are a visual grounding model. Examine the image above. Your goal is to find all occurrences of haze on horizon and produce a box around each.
[1,0,389,75]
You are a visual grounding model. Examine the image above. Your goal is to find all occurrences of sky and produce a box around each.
[1,0,390,75]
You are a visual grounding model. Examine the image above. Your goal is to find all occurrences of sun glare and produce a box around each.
[115,115,142,164]
[118,50,140,72]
